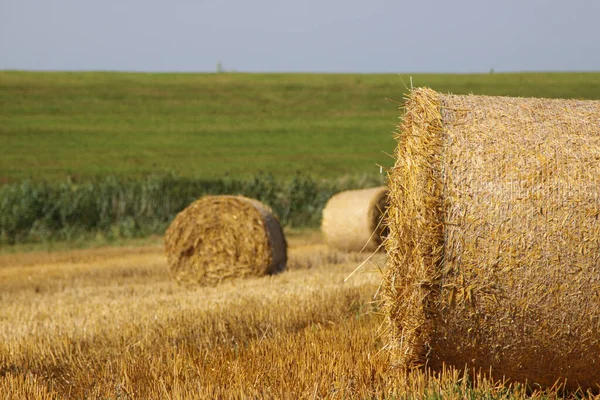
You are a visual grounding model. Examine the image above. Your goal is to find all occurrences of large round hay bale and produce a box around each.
[321,186,388,252]
[384,88,600,390]
[164,195,287,285]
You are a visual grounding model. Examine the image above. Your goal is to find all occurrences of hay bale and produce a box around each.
[164,195,287,285]
[384,87,600,390]
[321,186,388,252]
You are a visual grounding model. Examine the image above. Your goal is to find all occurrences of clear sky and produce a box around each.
[1,0,598,73]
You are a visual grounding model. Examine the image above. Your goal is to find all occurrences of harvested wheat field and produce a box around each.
[385,88,600,392]
[164,195,287,285]
[0,231,586,399]
[321,187,388,252]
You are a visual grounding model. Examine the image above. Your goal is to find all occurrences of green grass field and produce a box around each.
[2,71,600,183]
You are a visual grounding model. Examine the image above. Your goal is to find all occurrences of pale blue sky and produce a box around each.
[1,0,598,73]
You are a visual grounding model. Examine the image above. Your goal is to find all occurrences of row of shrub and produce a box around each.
[0,173,384,245]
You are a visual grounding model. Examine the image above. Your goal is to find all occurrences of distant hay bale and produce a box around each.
[321,186,388,252]
[384,88,600,390]
[164,195,287,285]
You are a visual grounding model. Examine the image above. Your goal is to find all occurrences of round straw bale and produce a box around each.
[384,87,600,390]
[321,186,388,252]
[164,195,287,285]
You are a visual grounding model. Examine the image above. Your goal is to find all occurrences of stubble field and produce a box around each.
[1,232,390,399]
[0,232,574,399]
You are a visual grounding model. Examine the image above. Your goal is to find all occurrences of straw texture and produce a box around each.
[384,87,600,390]
[321,186,388,252]
[164,195,287,285]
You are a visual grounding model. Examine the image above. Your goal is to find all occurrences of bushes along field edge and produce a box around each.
[0,173,384,245]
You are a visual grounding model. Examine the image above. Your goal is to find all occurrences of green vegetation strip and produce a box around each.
[0,173,383,245]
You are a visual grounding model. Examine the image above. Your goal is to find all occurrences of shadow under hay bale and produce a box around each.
[321,186,388,253]
[164,195,287,285]
[384,88,600,391]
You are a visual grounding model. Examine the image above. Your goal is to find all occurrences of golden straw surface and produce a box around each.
[321,186,388,252]
[385,87,600,390]
[164,195,287,285]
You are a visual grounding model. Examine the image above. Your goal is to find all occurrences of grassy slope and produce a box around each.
[2,71,600,182]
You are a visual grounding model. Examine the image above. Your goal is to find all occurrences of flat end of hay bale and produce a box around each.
[384,87,444,370]
[321,186,388,252]
[164,195,287,285]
